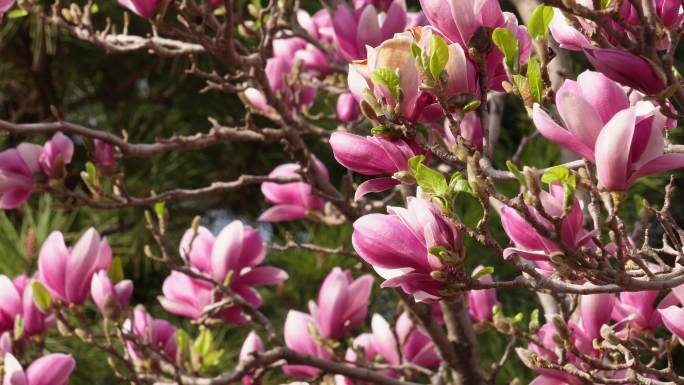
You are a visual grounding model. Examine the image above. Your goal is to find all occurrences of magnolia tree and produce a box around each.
[2,0,684,384]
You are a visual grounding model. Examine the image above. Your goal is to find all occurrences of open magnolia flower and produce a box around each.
[352,196,462,301]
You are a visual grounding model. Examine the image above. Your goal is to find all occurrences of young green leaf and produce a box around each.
[541,165,571,184]
[32,281,52,312]
[506,160,528,188]
[14,315,24,341]
[7,9,28,18]
[527,56,543,103]
[492,28,519,70]
[472,266,494,280]
[528,5,554,40]
[372,68,401,102]
[408,155,426,174]
[85,161,97,184]
[193,327,214,356]
[108,257,124,284]
[429,34,449,81]
[410,157,449,196]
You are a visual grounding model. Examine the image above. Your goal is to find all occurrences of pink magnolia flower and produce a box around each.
[123,305,177,361]
[259,160,328,222]
[159,221,287,323]
[341,314,400,384]
[90,270,133,316]
[2,353,75,385]
[612,291,668,331]
[38,132,73,178]
[93,139,115,167]
[347,36,442,123]
[244,56,316,115]
[467,266,499,322]
[282,310,334,378]
[37,228,112,305]
[533,70,633,161]
[332,0,408,60]
[239,331,264,385]
[298,9,336,46]
[0,143,42,209]
[579,293,615,342]
[309,267,373,340]
[336,92,359,122]
[583,47,665,95]
[418,0,531,90]
[501,184,592,264]
[593,106,684,190]
[330,131,424,199]
[0,275,48,337]
[117,0,160,18]
[352,196,462,301]
[395,312,439,369]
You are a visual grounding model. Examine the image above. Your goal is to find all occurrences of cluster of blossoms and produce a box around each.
[5,0,684,383]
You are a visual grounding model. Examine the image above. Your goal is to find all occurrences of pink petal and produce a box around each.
[37,231,69,300]
[236,266,288,286]
[354,177,400,200]
[25,354,75,385]
[532,104,595,161]
[595,108,637,191]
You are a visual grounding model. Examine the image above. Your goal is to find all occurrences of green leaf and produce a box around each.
[601,0,612,8]
[528,5,554,40]
[203,349,224,368]
[32,281,52,312]
[429,34,449,81]
[13,315,24,341]
[154,201,166,220]
[408,155,426,174]
[449,172,474,196]
[512,74,528,97]
[193,328,213,356]
[472,266,494,280]
[462,100,481,113]
[176,329,190,350]
[410,42,422,60]
[7,9,28,18]
[108,257,124,284]
[506,160,528,189]
[527,56,543,103]
[410,156,449,196]
[541,166,570,184]
[510,312,524,324]
[90,3,99,13]
[491,28,519,70]
[372,68,401,102]
[85,161,97,185]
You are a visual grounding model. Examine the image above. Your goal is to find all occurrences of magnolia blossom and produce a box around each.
[613,290,670,331]
[418,0,531,90]
[0,142,42,209]
[395,312,439,368]
[240,331,264,385]
[467,266,499,322]
[38,132,74,178]
[336,92,360,122]
[0,275,48,337]
[347,36,442,122]
[332,0,408,60]
[500,184,592,266]
[117,0,160,18]
[330,131,424,199]
[309,267,373,340]
[259,160,328,222]
[283,310,334,377]
[352,196,462,301]
[0,332,11,354]
[90,271,133,317]
[159,221,287,323]
[123,305,177,361]
[345,314,400,382]
[37,228,112,305]
[93,139,115,167]
[2,353,75,385]
[583,47,665,94]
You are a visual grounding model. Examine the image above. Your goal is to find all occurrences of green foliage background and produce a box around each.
[1,0,684,384]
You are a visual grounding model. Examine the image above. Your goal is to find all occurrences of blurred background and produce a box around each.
[1,0,684,383]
